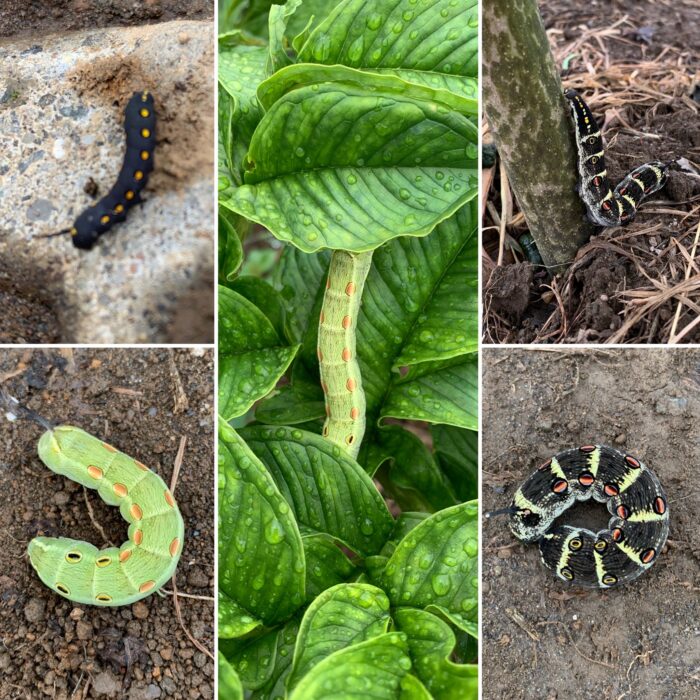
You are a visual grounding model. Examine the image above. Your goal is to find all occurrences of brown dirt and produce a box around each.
[483,0,700,344]
[0,348,214,700]
[482,348,700,700]
[0,1,213,39]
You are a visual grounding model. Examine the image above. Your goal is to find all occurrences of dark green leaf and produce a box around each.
[218,652,244,700]
[224,628,280,690]
[432,424,478,502]
[255,379,325,425]
[250,617,301,700]
[229,275,286,340]
[303,534,356,602]
[218,590,263,639]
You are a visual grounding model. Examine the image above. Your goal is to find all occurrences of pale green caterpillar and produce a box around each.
[2,390,185,606]
[317,251,373,458]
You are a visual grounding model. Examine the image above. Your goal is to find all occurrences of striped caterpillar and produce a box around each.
[491,445,669,588]
[3,391,183,606]
[565,90,670,227]
[47,91,156,250]
[318,250,373,459]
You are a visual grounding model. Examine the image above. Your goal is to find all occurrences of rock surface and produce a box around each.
[0,20,215,343]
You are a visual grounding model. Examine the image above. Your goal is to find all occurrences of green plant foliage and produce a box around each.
[218,1,479,697]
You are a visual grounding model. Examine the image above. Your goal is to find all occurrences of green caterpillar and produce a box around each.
[0,389,186,607]
[317,251,373,458]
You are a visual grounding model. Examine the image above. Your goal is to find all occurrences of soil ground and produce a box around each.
[482,348,700,699]
[0,348,214,699]
[0,1,213,39]
[483,0,700,344]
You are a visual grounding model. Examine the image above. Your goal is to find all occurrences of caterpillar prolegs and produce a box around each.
[494,445,669,588]
[565,90,670,227]
[47,91,156,250]
[318,250,373,459]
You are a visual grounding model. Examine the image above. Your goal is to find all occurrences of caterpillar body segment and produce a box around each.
[564,89,669,227]
[508,445,669,588]
[28,425,184,606]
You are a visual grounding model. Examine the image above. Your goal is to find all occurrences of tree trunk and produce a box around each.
[482,0,594,269]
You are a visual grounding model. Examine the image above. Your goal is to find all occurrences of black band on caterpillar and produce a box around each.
[501,445,669,588]
[564,90,669,228]
[45,91,156,250]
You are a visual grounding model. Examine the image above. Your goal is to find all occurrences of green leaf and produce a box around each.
[255,379,325,425]
[218,652,244,700]
[303,534,356,602]
[288,583,391,689]
[297,0,479,81]
[381,501,478,637]
[394,608,478,700]
[381,354,478,429]
[218,590,263,639]
[218,208,244,283]
[218,286,299,420]
[218,421,306,625]
[400,673,433,699]
[221,71,477,253]
[224,628,280,690]
[432,425,478,502]
[229,275,286,340]
[267,0,302,73]
[288,633,411,700]
[240,426,394,556]
[250,617,301,700]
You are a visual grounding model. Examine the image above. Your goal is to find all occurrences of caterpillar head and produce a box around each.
[71,207,103,250]
[508,504,545,543]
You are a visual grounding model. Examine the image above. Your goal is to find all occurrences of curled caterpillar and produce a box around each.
[565,89,670,227]
[48,91,156,250]
[494,445,669,588]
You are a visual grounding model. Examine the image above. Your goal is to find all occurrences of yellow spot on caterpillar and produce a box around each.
[346,378,356,391]
[346,435,355,445]
[139,580,156,593]
[100,215,110,225]
[119,549,132,562]
[65,551,82,563]
[56,583,70,595]
[135,171,144,181]
[164,490,175,508]
[102,443,117,453]
[125,191,135,201]
[130,504,143,520]
[140,150,150,161]
[341,348,352,361]
[169,538,180,557]
[113,483,127,497]
[87,465,103,480]
[96,593,112,602]
[140,108,150,118]
[141,92,149,101]
[342,315,352,329]
[70,227,77,237]
[135,460,148,471]
[345,282,356,296]
[114,204,125,214]
[350,407,359,420]
[96,556,112,568]
[133,529,143,545]
[141,128,151,138]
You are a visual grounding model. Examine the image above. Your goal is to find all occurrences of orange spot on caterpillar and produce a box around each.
[125,191,135,201]
[169,538,180,557]
[579,445,596,453]
[350,407,359,420]
[139,580,156,593]
[617,504,630,519]
[601,202,611,211]
[133,529,143,545]
[611,527,623,542]
[578,472,594,486]
[114,204,125,214]
[87,465,103,480]
[537,458,552,471]
[625,455,641,469]
[604,483,619,497]
[325,404,330,417]
[140,150,150,161]
[130,504,143,520]
[140,108,150,118]
[119,549,132,562]
[165,490,175,508]
[113,483,128,498]
[593,177,601,187]
[135,171,144,181]
[135,460,148,471]
[641,548,656,564]
[317,348,323,362]
[653,497,666,515]
[346,378,356,391]
[102,443,117,453]
[551,479,568,494]
[341,348,352,361]
[319,311,325,324]
[100,215,110,225]
[342,315,352,329]
[345,282,356,296]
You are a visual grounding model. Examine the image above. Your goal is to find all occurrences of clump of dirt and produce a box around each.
[485,263,534,318]
[0,348,214,700]
[482,348,700,700]
[0,278,60,343]
[0,1,213,39]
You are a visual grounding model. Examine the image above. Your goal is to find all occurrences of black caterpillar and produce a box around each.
[49,91,156,250]
[565,90,670,227]
[491,445,669,588]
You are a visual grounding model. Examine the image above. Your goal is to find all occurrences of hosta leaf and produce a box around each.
[229,275,286,340]
[303,534,356,602]
[219,590,263,639]
[288,633,411,700]
[297,0,479,80]
[401,674,433,699]
[267,0,301,73]
[288,583,391,689]
[218,421,306,625]
[254,379,325,425]
[432,424,478,502]
[221,73,477,253]
[218,208,244,283]
[219,652,244,700]
[381,501,478,637]
[250,617,301,700]
[240,426,394,556]
[225,628,280,690]
[218,286,299,420]
[394,608,478,699]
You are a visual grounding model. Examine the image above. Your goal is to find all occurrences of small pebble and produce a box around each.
[133,601,150,620]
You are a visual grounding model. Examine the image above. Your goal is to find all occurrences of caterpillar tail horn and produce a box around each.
[35,227,73,240]
[485,506,519,518]
[0,388,55,431]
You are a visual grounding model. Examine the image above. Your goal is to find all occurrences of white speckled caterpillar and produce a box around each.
[47,91,156,250]
[491,445,669,588]
[565,90,670,227]
[3,391,183,606]
[317,250,373,458]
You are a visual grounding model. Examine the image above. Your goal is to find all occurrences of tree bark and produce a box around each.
[482,0,594,269]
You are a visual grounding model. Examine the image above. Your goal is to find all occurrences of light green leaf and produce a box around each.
[432,424,478,502]
[218,421,306,625]
[224,628,280,690]
[268,0,302,73]
[401,673,433,699]
[255,379,325,425]
[394,608,478,700]
[218,208,244,283]
[289,633,411,700]
[303,534,356,602]
[288,583,391,689]
[240,426,394,556]
[218,652,244,700]
[229,275,286,341]
[250,617,301,700]
[218,590,263,639]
